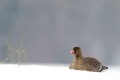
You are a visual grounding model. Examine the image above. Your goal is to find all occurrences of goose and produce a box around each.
[69,47,108,72]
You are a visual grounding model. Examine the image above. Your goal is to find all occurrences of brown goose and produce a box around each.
[69,47,108,72]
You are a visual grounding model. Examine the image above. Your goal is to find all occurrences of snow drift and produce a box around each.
[0,64,119,80]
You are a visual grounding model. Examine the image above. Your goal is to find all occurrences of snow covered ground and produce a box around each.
[0,64,120,80]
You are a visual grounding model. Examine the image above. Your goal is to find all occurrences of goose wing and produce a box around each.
[69,60,96,71]
[83,57,103,72]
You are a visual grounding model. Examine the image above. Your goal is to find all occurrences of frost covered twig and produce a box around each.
[0,37,26,66]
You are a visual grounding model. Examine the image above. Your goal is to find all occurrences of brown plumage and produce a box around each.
[69,47,108,72]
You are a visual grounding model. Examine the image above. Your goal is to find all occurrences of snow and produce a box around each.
[0,64,120,80]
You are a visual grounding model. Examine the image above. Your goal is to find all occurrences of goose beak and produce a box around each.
[70,50,75,54]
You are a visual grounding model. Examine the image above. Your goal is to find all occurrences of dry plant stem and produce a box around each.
[18,48,21,66]
[0,37,26,66]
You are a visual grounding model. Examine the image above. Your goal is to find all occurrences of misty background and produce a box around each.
[0,0,120,65]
